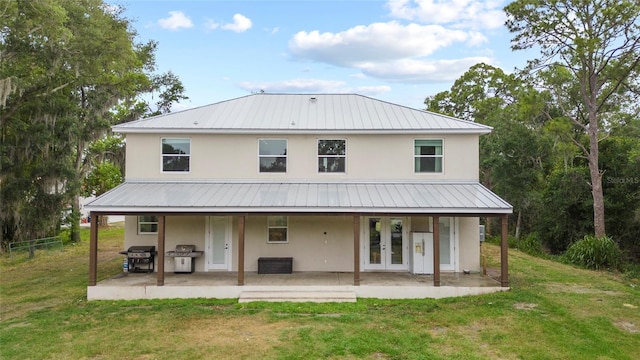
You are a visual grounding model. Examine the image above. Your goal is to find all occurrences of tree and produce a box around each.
[425,63,552,238]
[0,0,187,247]
[504,0,640,238]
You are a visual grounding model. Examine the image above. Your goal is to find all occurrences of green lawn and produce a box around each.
[1,225,638,359]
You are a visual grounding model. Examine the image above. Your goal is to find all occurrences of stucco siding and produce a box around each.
[124,133,479,181]
[243,215,354,272]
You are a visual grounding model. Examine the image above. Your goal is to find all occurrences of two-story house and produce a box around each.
[86,93,512,301]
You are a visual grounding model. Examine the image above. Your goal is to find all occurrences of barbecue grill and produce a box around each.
[119,246,155,273]
[165,244,203,273]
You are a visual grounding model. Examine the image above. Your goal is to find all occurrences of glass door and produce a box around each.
[439,217,455,271]
[206,216,231,270]
[364,217,407,270]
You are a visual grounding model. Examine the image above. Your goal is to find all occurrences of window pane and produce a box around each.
[415,157,442,173]
[268,228,287,242]
[414,140,442,155]
[163,156,190,171]
[318,140,345,155]
[139,223,158,233]
[139,215,158,223]
[162,138,190,155]
[259,139,287,155]
[369,218,381,264]
[318,157,345,173]
[268,216,287,227]
[260,157,286,172]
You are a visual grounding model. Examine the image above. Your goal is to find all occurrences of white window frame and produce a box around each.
[266,216,288,243]
[138,215,158,234]
[414,138,444,174]
[161,137,191,173]
[317,139,346,174]
[258,139,287,173]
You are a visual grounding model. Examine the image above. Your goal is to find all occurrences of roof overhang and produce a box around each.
[113,128,492,135]
[85,180,513,216]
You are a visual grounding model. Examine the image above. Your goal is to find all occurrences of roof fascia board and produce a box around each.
[113,128,493,135]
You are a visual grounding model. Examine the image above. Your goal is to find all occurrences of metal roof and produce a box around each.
[85,181,512,215]
[113,94,492,135]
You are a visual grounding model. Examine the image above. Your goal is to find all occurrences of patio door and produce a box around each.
[439,217,455,271]
[364,217,407,270]
[206,216,232,271]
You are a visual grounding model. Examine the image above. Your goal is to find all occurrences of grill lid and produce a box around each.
[166,244,203,257]
[128,245,156,253]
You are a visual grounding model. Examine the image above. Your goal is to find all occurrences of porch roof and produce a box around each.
[85,180,512,215]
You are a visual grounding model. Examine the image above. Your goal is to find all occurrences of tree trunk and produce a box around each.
[515,210,522,240]
[587,75,606,238]
[70,196,81,243]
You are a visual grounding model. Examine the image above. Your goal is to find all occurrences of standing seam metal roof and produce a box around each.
[113,94,492,133]
[85,181,512,214]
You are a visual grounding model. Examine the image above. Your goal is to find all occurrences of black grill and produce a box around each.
[119,246,155,273]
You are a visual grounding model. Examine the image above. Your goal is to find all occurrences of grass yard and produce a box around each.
[1,224,639,359]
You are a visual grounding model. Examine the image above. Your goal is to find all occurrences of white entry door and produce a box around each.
[439,217,456,271]
[364,217,408,270]
[206,216,232,271]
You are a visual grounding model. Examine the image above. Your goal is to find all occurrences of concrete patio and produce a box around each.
[87,271,508,301]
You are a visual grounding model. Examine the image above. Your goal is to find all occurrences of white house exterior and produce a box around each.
[86,94,512,300]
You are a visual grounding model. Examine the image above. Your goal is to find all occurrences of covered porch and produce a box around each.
[86,181,512,301]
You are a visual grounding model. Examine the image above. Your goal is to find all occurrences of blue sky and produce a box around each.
[111,0,534,110]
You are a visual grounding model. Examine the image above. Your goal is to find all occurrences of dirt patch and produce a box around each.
[180,314,294,357]
[513,303,538,311]
[545,283,622,296]
[614,321,638,333]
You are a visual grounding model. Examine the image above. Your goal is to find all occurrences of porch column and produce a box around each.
[433,216,440,287]
[500,215,509,287]
[353,215,360,286]
[157,215,165,286]
[237,215,245,286]
[88,213,98,286]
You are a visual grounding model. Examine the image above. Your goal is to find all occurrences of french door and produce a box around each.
[438,217,455,271]
[206,216,232,271]
[364,217,408,270]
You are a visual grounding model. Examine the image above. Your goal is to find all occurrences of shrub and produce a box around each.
[517,233,544,256]
[563,235,622,271]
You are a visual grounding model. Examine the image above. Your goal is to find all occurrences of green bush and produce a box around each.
[517,233,544,256]
[563,235,622,271]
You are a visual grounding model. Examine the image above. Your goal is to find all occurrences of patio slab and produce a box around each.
[88,271,508,301]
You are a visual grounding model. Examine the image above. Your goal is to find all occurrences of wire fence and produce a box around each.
[8,237,64,257]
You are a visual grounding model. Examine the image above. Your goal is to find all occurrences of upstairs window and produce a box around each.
[318,139,346,173]
[267,216,288,243]
[138,215,158,234]
[162,138,190,172]
[259,139,287,173]
[414,139,443,173]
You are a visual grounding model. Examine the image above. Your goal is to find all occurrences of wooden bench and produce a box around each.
[258,257,293,274]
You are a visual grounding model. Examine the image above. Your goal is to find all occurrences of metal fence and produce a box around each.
[8,237,64,257]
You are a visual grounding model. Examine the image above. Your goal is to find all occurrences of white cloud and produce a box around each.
[386,0,506,30]
[222,14,252,33]
[359,57,493,83]
[205,19,220,30]
[158,11,193,31]
[238,79,348,93]
[238,79,391,96]
[289,21,480,66]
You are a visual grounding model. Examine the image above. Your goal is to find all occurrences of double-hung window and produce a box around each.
[318,139,346,173]
[162,138,190,172]
[138,215,158,234]
[259,139,287,173]
[267,216,288,243]
[414,139,443,173]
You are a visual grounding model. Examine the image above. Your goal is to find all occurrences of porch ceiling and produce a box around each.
[85,180,512,215]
